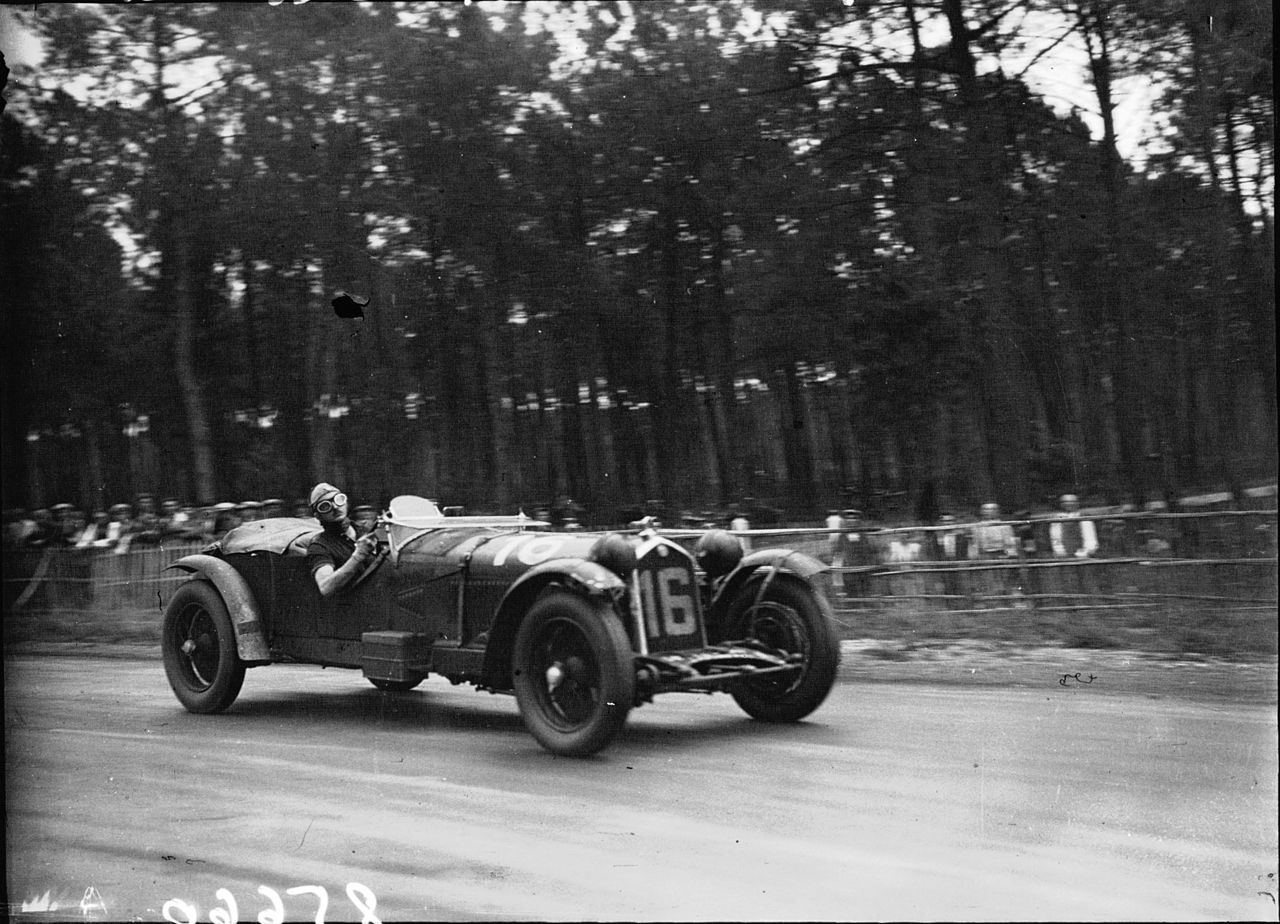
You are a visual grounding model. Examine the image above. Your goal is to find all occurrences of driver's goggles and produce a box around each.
[313,493,347,515]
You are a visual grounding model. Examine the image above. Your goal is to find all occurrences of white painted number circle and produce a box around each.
[516,536,565,566]
[493,535,567,567]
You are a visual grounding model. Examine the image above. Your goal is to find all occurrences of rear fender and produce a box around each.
[166,554,271,663]
[707,549,829,640]
[481,559,627,688]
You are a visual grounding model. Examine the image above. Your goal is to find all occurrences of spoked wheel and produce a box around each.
[728,578,840,723]
[512,592,635,757]
[162,581,246,714]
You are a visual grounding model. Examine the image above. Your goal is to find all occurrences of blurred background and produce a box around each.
[0,0,1273,525]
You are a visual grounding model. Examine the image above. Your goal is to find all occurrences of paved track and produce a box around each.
[5,653,1277,922]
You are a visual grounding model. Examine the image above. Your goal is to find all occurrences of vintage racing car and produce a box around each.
[161,496,840,756]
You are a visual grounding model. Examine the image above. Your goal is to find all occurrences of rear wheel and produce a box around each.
[727,577,840,723]
[162,581,246,714]
[512,591,635,757]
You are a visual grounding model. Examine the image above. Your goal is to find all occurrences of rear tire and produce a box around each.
[727,578,840,723]
[162,581,246,714]
[512,591,635,757]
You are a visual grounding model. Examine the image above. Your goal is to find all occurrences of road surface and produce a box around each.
[5,651,1277,922]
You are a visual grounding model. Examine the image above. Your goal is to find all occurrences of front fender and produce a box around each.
[481,558,628,688]
[707,549,829,637]
[166,554,271,663]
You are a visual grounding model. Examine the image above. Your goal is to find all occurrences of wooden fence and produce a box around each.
[3,540,206,614]
[734,509,1277,617]
[2,511,1275,619]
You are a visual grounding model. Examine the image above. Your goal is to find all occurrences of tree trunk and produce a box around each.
[171,234,218,504]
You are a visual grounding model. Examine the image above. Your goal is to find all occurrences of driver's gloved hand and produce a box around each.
[353,534,378,562]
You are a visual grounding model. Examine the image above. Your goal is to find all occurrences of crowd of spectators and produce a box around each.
[821,488,1276,568]
[1,494,319,554]
[4,487,1273,563]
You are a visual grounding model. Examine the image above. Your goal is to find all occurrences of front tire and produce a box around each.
[162,580,246,714]
[511,591,635,757]
[727,577,840,723]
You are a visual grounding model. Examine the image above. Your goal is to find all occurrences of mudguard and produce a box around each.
[166,554,271,663]
[708,548,829,633]
[481,558,628,687]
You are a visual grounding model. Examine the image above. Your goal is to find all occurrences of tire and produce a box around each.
[162,580,247,714]
[369,677,423,692]
[511,591,635,757]
[727,577,840,723]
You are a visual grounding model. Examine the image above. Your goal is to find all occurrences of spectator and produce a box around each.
[1137,500,1176,556]
[351,504,379,535]
[261,498,286,519]
[63,505,87,545]
[838,509,877,598]
[107,503,135,552]
[1013,509,1038,557]
[825,509,844,589]
[730,509,751,552]
[930,512,968,601]
[75,510,112,548]
[3,508,31,548]
[135,493,158,520]
[24,508,57,547]
[1049,493,1098,558]
[212,502,241,536]
[51,503,84,546]
[931,513,967,561]
[969,503,1016,559]
[130,499,164,546]
[969,502,1016,608]
[159,498,197,540]
[237,500,263,522]
[555,498,585,530]
[291,498,312,519]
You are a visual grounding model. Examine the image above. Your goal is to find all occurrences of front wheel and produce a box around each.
[162,580,246,714]
[511,591,635,757]
[727,577,840,723]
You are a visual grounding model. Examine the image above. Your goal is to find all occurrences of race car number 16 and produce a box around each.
[638,567,697,637]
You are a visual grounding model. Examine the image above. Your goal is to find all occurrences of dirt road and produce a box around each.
[5,650,1277,921]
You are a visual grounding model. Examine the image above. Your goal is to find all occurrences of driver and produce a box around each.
[306,482,379,597]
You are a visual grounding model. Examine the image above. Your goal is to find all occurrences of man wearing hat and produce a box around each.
[50,503,83,546]
[350,504,378,535]
[825,508,845,588]
[212,502,241,535]
[932,513,966,561]
[969,502,1017,559]
[306,483,378,597]
[1049,493,1098,558]
[106,502,135,553]
[836,509,876,598]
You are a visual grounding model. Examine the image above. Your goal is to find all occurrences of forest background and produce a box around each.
[0,0,1274,526]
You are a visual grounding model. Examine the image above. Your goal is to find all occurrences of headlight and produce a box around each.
[588,532,638,577]
[694,529,743,577]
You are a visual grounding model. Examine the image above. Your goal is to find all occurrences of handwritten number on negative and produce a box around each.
[1059,672,1098,686]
